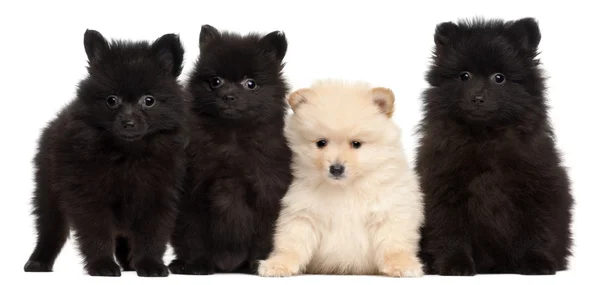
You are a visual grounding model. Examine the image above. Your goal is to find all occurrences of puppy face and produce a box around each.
[425,18,546,127]
[77,30,185,142]
[188,25,289,122]
[286,81,400,186]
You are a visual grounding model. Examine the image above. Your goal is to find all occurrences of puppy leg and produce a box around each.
[373,215,424,277]
[71,209,121,277]
[24,183,69,272]
[258,210,319,277]
[129,203,175,277]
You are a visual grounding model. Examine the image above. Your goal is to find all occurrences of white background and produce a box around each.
[0,0,597,284]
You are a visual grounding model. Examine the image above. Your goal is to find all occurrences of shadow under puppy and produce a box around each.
[23,30,187,277]
[169,25,292,274]
[417,18,573,275]
[258,80,424,277]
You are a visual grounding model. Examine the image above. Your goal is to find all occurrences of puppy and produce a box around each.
[169,25,293,275]
[416,18,573,275]
[258,80,424,277]
[23,30,187,277]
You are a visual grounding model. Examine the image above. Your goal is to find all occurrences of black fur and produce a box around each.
[23,30,187,277]
[168,25,293,275]
[416,18,573,275]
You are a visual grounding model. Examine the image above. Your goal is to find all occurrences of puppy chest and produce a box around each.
[309,209,378,274]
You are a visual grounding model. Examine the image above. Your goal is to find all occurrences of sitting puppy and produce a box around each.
[258,80,424,277]
[416,18,573,275]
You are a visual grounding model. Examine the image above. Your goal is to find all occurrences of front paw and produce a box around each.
[258,256,301,277]
[135,259,169,277]
[168,259,214,275]
[381,252,424,277]
[24,260,53,272]
[435,252,476,276]
[86,259,121,277]
[517,252,557,275]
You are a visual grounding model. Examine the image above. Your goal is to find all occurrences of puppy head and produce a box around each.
[425,17,546,127]
[77,30,185,142]
[187,25,289,122]
[286,80,401,186]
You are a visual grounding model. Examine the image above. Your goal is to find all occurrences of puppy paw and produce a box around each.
[24,260,53,272]
[258,256,300,277]
[86,259,121,277]
[381,252,424,277]
[135,259,169,277]
[168,259,214,275]
[517,252,557,275]
[435,252,476,276]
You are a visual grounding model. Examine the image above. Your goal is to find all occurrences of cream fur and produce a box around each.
[258,80,424,277]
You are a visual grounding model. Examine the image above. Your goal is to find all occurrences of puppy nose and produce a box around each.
[329,164,345,177]
[223,95,236,103]
[471,95,485,106]
[121,120,135,129]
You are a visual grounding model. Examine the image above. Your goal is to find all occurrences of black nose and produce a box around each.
[121,120,135,129]
[223,95,236,103]
[471,95,485,106]
[329,164,345,177]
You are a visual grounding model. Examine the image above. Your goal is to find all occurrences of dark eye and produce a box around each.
[209,77,224,89]
[316,139,327,149]
[243,79,258,90]
[106,95,119,108]
[142,95,155,107]
[492,73,505,84]
[351,141,362,149]
[459,71,470,81]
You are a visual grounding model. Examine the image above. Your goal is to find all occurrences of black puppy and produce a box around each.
[23,30,187,277]
[169,25,292,275]
[416,18,573,275]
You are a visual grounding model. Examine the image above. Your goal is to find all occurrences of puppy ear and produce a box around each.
[434,22,459,48]
[288,88,314,112]
[84,29,109,62]
[506,17,541,52]
[259,31,288,62]
[151,33,185,77]
[370,87,395,118]
[199,24,220,52]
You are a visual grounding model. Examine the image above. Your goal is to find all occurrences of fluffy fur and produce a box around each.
[169,25,293,275]
[416,18,573,275]
[23,30,187,277]
[258,80,424,277]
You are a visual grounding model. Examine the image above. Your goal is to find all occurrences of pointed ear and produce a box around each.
[288,88,314,112]
[151,33,185,77]
[84,29,109,62]
[259,31,288,62]
[199,24,220,52]
[434,22,460,48]
[506,17,541,52]
[370,87,395,118]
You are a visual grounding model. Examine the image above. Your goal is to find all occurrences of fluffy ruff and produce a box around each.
[258,80,424,277]
[23,30,187,277]
[169,25,293,275]
[416,18,573,275]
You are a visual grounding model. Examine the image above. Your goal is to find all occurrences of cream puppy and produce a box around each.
[258,80,424,277]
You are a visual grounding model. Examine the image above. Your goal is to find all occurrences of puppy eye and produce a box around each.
[242,78,258,90]
[106,95,120,109]
[459,71,470,81]
[492,73,505,84]
[209,77,224,89]
[316,139,328,149]
[351,141,362,149]
[141,95,155,108]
